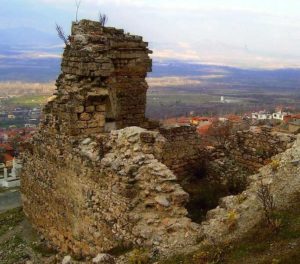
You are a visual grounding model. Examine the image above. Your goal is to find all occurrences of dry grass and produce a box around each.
[0,82,55,97]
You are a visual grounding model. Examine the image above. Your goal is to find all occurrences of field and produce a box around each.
[0,82,55,97]
[2,61,300,121]
[5,95,50,108]
[146,78,300,119]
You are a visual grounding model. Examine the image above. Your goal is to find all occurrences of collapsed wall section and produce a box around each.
[21,128,200,257]
[201,126,296,191]
[20,18,300,262]
[158,125,202,181]
[201,134,300,245]
[226,127,296,171]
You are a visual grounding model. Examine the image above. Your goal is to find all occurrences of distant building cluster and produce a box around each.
[251,110,289,121]
[163,114,243,136]
[162,108,300,138]
[250,110,300,133]
[0,107,41,128]
[0,128,35,187]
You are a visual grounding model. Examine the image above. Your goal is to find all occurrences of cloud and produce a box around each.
[35,0,300,18]
[4,0,300,69]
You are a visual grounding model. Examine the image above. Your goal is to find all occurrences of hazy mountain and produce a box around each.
[1,55,300,92]
[0,27,62,82]
[0,57,61,82]
[0,27,59,47]
[150,61,300,91]
[0,27,299,92]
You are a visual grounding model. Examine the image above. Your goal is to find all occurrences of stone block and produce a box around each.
[80,113,92,121]
[85,105,95,113]
[77,121,88,129]
[96,105,106,112]
[75,106,84,113]
[93,113,105,123]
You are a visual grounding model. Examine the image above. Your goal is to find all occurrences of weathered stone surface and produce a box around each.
[225,127,296,172]
[155,195,170,207]
[24,18,300,264]
[92,253,115,264]
[21,126,201,257]
[62,256,72,264]
[201,126,296,186]
[41,19,154,137]
[200,134,300,245]
[80,113,92,121]
[158,125,202,181]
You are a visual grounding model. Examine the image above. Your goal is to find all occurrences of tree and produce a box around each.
[257,181,277,228]
[206,119,233,146]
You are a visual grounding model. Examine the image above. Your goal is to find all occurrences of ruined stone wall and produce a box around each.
[21,127,200,257]
[43,20,153,137]
[226,127,296,171]
[201,134,300,246]
[158,125,202,181]
[20,19,300,263]
[21,20,202,259]
[200,127,296,192]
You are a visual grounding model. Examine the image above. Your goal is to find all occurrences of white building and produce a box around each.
[252,110,290,121]
[272,111,289,121]
[219,117,228,122]
[0,158,22,188]
[252,111,272,120]
[24,124,37,128]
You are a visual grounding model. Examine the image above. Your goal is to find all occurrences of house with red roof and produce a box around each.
[0,143,14,156]
[197,123,212,136]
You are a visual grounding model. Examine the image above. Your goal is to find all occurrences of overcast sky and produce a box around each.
[2,0,300,68]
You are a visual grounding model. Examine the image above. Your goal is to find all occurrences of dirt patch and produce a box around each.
[0,208,58,264]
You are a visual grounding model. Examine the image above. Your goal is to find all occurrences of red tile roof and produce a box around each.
[191,117,211,122]
[197,124,212,135]
[226,114,242,122]
[177,117,190,124]
[291,114,300,119]
[3,153,13,163]
[0,143,13,151]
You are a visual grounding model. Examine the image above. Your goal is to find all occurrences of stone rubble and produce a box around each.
[92,253,115,264]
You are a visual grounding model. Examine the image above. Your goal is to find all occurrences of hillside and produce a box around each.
[1,16,300,264]
[1,195,299,264]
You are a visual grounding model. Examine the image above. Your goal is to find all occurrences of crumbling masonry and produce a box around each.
[21,20,202,257]
[21,20,300,262]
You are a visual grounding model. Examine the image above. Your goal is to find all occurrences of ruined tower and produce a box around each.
[21,20,201,258]
[44,20,153,136]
